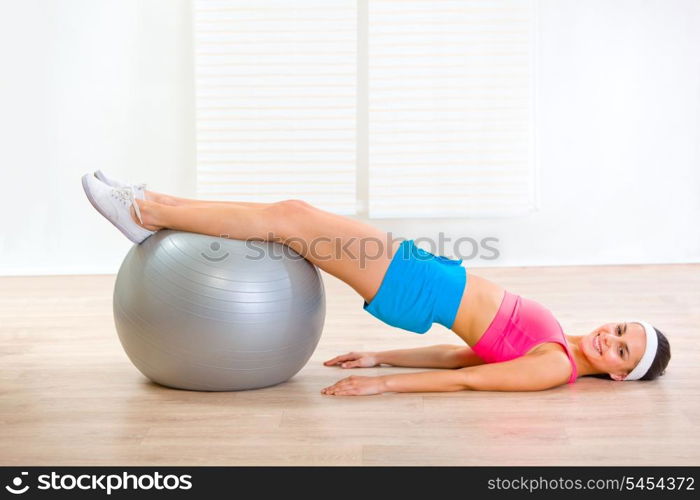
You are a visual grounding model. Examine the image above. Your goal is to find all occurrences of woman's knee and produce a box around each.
[265,199,315,239]
[280,198,314,211]
[271,199,315,218]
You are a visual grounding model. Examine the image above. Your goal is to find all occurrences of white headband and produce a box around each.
[622,320,658,381]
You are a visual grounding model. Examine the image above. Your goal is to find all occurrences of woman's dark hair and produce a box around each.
[590,326,671,381]
[638,327,671,381]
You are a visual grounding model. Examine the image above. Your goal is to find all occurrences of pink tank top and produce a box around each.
[471,290,578,385]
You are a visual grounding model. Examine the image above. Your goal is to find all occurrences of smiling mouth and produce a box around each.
[594,334,602,355]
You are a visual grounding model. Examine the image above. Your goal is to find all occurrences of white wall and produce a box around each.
[0,0,196,275]
[1,0,698,276]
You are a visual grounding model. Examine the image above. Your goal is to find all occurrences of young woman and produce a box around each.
[82,171,671,396]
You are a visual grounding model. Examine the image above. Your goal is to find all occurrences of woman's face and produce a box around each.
[583,322,646,380]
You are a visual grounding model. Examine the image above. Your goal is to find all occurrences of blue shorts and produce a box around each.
[363,239,468,334]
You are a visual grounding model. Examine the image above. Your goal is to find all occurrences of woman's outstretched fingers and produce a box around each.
[323,351,380,368]
[321,376,351,395]
[323,353,356,366]
[321,375,387,396]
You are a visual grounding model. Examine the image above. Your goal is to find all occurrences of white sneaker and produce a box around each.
[94,170,146,200]
[81,173,155,244]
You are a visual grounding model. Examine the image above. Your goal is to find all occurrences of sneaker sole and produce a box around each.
[81,174,150,244]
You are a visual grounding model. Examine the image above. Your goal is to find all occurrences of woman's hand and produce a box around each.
[323,351,380,369]
[321,375,386,396]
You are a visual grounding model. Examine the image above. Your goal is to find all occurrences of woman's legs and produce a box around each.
[133,198,401,304]
[144,190,270,209]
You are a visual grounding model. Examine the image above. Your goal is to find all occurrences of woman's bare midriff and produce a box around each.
[450,272,568,358]
[450,272,506,347]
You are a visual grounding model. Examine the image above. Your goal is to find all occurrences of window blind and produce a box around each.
[367,0,536,218]
[193,0,357,214]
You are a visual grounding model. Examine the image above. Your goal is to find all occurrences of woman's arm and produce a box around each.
[324,344,481,370]
[377,344,483,369]
[321,350,572,395]
[458,350,573,391]
[383,350,572,393]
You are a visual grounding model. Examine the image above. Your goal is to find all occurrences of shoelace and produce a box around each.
[111,186,145,226]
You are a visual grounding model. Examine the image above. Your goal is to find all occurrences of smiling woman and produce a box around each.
[587,322,671,382]
[81,170,673,395]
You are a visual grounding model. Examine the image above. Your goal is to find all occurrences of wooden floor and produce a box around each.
[1,264,698,466]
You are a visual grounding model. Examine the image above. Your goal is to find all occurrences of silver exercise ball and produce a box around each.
[113,230,326,391]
